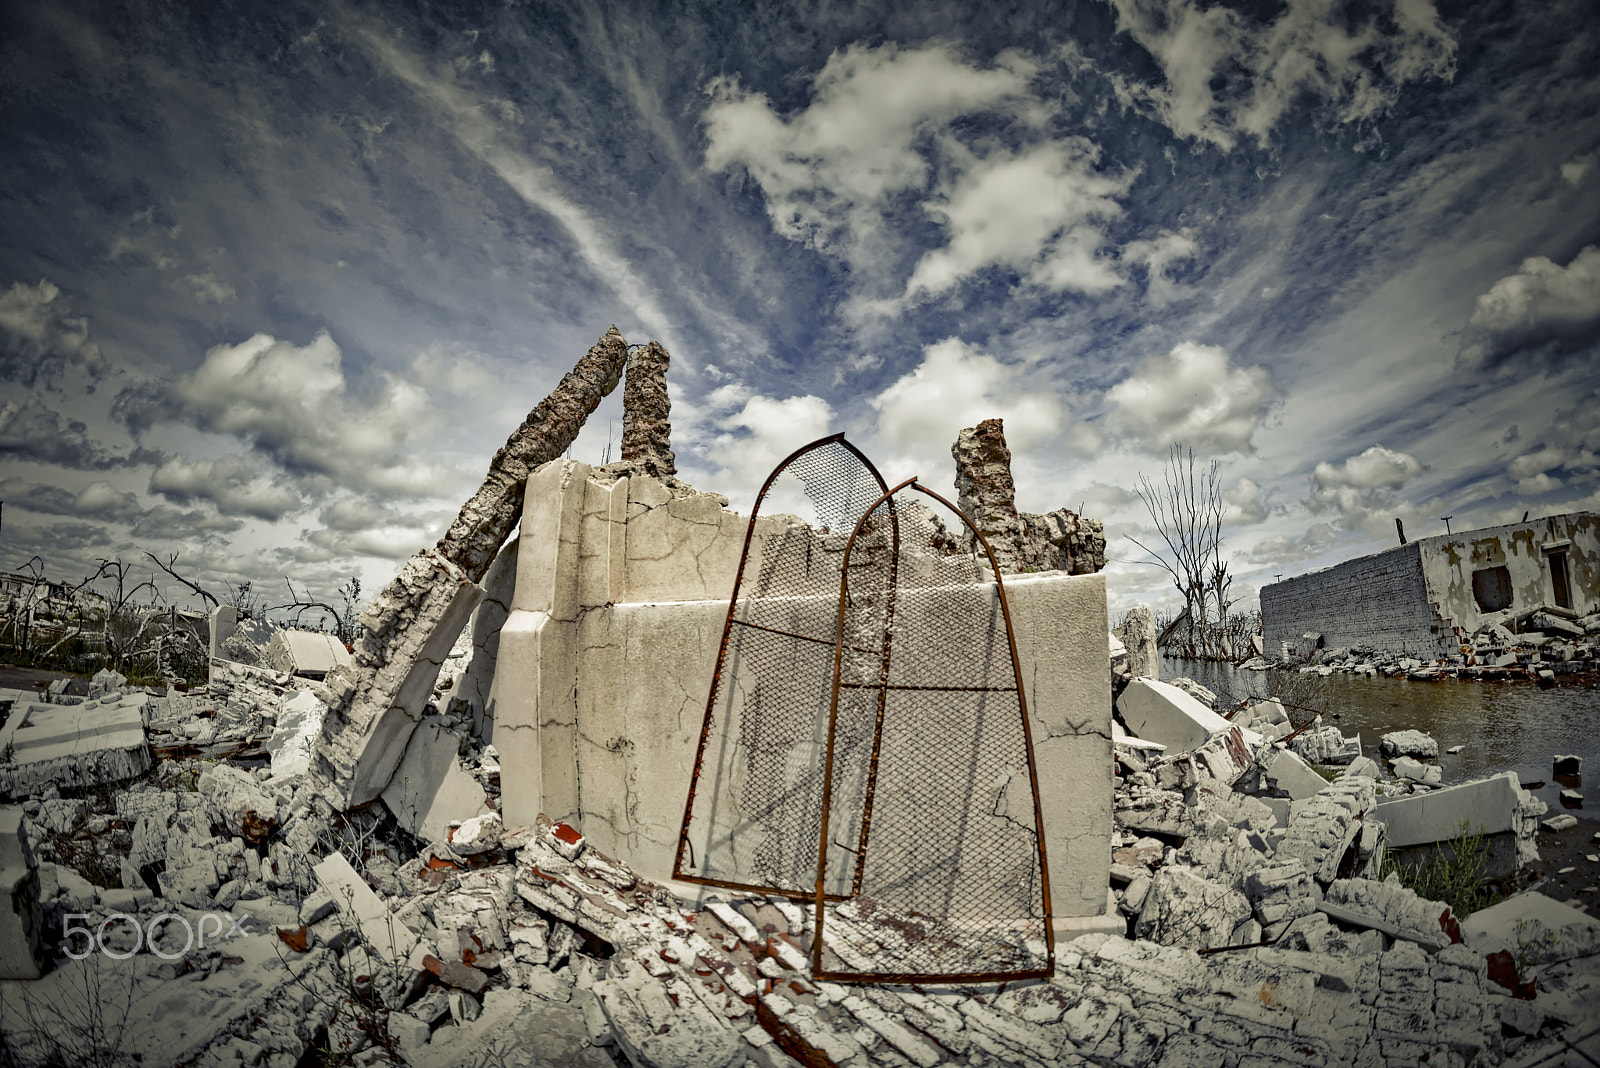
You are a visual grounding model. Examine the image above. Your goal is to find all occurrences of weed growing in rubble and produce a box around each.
[0,952,139,1068]
[1379,821,1495,918]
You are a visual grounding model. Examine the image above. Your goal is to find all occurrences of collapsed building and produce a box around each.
[1262,512,1600,659]
[2,330,1599,1068]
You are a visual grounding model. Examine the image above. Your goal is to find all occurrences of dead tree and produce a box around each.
[146,551,221,612]
[1129,444,1228,660]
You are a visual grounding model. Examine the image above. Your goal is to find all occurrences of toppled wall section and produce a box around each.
[952,418,1106,576]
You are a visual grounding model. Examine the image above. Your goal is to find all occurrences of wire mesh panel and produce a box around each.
[814,480,1054,984]
[674,434,893,898]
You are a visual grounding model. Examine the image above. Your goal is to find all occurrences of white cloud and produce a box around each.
[704,43,1036,257]
[0,279,109,388]
[146,331,459,496]
[1107,0,1455,150]
[703,392,837,498]
[0,477,142,522]
[1464,246,1600,365]
[1104,341,1273,453]
[905,141,1132,299]
[869,339,1063,466]
[1223,477,1268,525]
[1306,444,1434,534]
[0,397,128,470]
[149,454,303,520]
[1562,152,1595,186]
[703,42,1143,304]
[1238,521,1339,566]
[1122,228,1199,306]
[184,272,236,304]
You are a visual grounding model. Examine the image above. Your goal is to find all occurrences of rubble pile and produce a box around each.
[1241,609,1600,684]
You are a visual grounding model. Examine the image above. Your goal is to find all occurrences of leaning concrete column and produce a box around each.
[315,326,630,809]
[620,341,676,478]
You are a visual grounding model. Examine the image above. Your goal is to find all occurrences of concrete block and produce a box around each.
[380,721,491,842]
[0,699,150,799]
[263,629,352,678]
[314,852,418,964]
[1116,678,1234,754]
[266,689,325,780]
[1380,731,1439,759]
[1374,772,1537,847]
[1460,891,1600,965]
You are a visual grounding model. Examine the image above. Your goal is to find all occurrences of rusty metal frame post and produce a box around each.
[812,478,1055,985]
[673,433,891,897]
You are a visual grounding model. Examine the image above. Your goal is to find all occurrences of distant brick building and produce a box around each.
[1261,512,1599,657]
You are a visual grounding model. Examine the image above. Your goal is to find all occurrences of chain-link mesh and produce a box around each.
[674,435,892,897]
[814,484,1053,983]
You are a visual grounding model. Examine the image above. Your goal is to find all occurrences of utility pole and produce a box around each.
[1441,515,1453,535]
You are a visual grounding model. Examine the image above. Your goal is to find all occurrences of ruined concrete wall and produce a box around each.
[952,418,1106,576]
[493,458,1113,927]
[1261,543,1455,658]
[1417,512,1600,634]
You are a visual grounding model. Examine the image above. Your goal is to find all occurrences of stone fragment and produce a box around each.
[0,698,150,799]
[1276,778,1377,885]
[1293,725,1361,765]
[380,721,491,841]
[1554,754,1583,775]
[1118,678,1241,755]
[1460,891,1600,965]
[1380,730,1439,759]
[593,965,744,1068]
[449,811,504,855]
[425,953,491,995]
[1113,606,1159,680]
[313,851,418,963]
[1543,814,1578,832]
[199,763,280,841]
[267,689,326,780]
[1258,746,1330,800]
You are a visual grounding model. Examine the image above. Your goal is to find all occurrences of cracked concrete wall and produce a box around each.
[494,458,1113,929]
[1417,512,1600,633]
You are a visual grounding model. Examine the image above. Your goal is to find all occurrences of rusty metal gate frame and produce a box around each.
[673,433,897,899]
[811,477,1055,985]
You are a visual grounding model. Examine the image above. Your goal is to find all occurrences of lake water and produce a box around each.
[1159,656,1599,814]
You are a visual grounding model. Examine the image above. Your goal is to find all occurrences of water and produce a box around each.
[1160,656,1600,813]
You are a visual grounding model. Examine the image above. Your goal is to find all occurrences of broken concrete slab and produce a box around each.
[1381,730,1440,759]
[263,628,351,679]
[0,696,150,799]
[1373,772,1545,875]
[1460,891,1600,966]
[1258,745,1334,801]
[266,688,325,780]
[379,720,491,842]
[1117,677,1239,754]
[313,851,418,964]
[1134,863,1253,949]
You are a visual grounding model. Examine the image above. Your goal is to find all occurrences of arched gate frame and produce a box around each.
[674,441,1053,985]
[812,478,1054,984]
[673,434,897,900]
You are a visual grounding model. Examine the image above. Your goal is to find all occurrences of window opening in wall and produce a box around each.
[1546,549,1573,611]
[1472,565,1514,613]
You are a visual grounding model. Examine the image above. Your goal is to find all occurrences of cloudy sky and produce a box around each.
[1,0,1597,619]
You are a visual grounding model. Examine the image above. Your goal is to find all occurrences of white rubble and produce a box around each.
[1380,730,1441,759]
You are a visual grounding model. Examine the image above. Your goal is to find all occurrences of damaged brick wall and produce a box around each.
[619,341,676,479]
[952,418,1107,576]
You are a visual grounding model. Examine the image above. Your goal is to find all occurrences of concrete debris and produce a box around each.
[1,806,42,979]
[1380,730,1440,759]
[1116,677,1244,755]
[1292,724,1362,765]
[1112,605,1159,682]
[1460,891,1600,966]
[0,690,151,799]
[951,418,1106,576]
[261,628,351,679]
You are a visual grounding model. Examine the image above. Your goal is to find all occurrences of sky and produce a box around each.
[1,0,1597,622]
